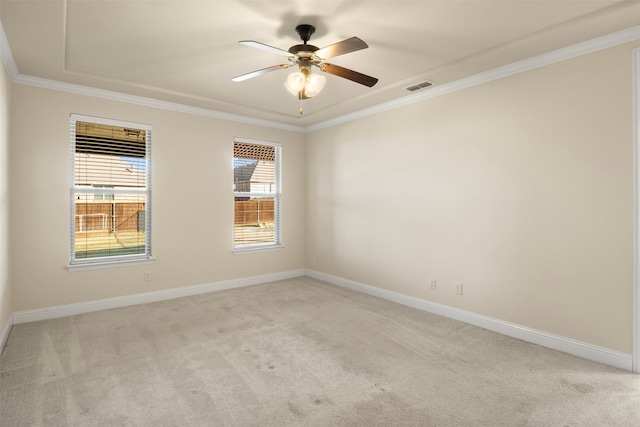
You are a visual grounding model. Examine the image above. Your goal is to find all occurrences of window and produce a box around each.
[93,186,114,201]
[233,138,281,251]
[69,114,153,269]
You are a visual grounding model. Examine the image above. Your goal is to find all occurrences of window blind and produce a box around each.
[74,122,147,189]
[70,115,152,265]
[233,139,281,249]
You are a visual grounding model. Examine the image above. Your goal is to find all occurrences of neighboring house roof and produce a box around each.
[234,162,257,183]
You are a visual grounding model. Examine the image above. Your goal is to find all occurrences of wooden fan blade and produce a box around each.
[239,41,291,57]
[319,63,378,87]
[231,64,290,82]
[315,37,368,59]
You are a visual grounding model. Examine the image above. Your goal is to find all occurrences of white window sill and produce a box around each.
[233,244,284,255]
[67,256,156,272]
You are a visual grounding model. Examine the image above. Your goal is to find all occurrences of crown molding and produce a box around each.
[0,18,18,79]
[306,25,640,132]
[1,17,639,134]
[0,18,304,133]
[12,73,306,133]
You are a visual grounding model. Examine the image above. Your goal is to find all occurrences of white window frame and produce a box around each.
[233,137,283,253]
[67,114,155,271]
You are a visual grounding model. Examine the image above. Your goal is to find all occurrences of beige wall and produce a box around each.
[4,40,638,357]
[0,45,11,339]
[306,42,639,354]
[9,85,306,311]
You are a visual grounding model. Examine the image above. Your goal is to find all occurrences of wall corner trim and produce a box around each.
[11,269,305,325]
[305,269,633,372]
[632,47,640,374]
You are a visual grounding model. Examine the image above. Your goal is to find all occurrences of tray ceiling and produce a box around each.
[1,0,639,128]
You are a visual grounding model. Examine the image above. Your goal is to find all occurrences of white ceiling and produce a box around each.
[1,0,639,128]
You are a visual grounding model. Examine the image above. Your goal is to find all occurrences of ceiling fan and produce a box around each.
[232,24,378,100]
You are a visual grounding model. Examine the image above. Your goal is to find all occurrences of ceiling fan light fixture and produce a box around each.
[235,23,376,108]
[285,71,306,93]
[304,73,326,97]
[284,71,326,98]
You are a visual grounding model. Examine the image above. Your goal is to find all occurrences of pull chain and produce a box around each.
[299,90,304,115]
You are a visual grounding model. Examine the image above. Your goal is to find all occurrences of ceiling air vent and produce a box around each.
[406,81,434,92]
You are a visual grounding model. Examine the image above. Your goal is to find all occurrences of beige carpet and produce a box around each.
[1,276,639,426]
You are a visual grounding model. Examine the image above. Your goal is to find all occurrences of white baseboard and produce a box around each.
[6,268,633,372]
[0,313,12,355]
[305,269,633,372]
[11,269,305,325]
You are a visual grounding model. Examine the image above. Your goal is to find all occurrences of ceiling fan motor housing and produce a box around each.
[289,44,319,55]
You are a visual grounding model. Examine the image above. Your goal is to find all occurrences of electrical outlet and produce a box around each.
[455,283,463,295]
[429,279,436,290]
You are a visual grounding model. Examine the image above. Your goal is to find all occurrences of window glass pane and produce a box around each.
[233,142,275,194]
[74,193,147,259]
[75,153,146,188]
[70,117,151,265]
[75,122,146,157]
[234,196,275,246]
[233,140,280,249]
[75,121,147,189]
